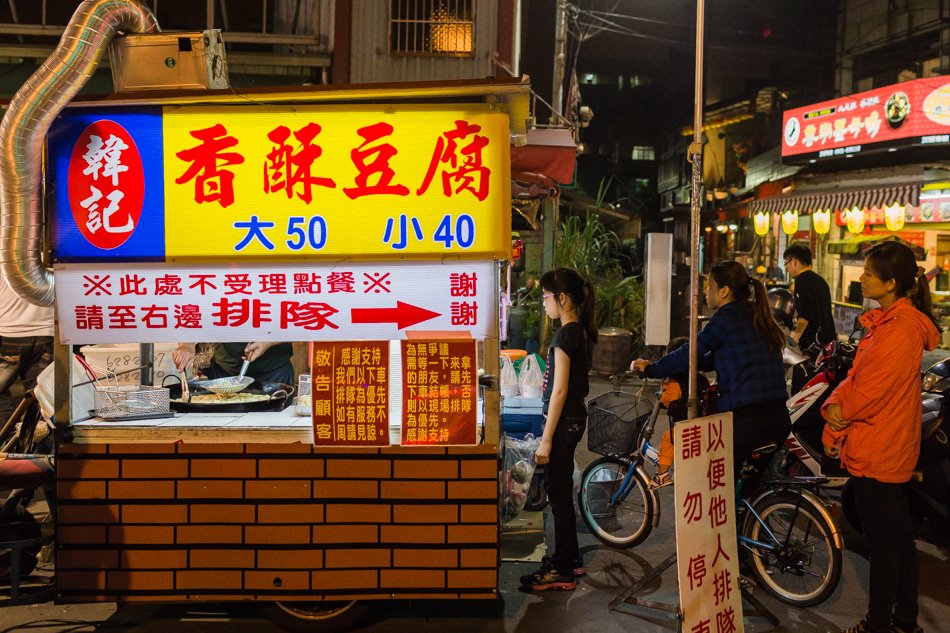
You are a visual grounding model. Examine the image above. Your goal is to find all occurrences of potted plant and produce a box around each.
[551,214,645,373]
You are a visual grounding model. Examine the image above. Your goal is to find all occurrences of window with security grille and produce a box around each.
[390,0,475,56]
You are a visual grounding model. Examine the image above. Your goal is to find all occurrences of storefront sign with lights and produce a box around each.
[869,228,925,247]
[782,77,950,162]
[831,203,943,229]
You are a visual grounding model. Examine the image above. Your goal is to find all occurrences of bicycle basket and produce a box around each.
[587,391,652,456]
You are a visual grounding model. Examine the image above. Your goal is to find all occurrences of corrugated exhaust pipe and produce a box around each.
[0,0,159,307]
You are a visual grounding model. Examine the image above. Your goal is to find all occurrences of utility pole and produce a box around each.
[551,0,568,121]
[687,0,705,419]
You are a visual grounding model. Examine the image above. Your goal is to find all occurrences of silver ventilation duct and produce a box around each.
[0,0,159,307]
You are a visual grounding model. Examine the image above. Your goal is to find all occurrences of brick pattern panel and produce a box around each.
[57,443,499,602]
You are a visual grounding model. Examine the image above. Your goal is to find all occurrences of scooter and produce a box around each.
[912,358,950,528]
[778,341,950,530]
[777,340,857,488]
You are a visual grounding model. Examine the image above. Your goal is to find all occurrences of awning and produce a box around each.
[510,128,577,187]
[826,234,926,260]
[748,184,919,214]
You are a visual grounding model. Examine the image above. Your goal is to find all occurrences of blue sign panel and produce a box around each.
[48,107,165,261]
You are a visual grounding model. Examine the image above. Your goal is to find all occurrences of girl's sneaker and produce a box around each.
[519,558,553,586]
[573,556,586,577]
[521,567,576,591]
[840,620,869,633]
[540,554,585,577]
[651,471,673,489]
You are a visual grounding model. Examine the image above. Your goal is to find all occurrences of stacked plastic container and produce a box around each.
[500,351,544,439]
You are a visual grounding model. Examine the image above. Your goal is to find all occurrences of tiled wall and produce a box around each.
[56,442,499,602]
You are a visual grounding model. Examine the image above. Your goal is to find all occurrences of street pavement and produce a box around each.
[2,372,949,632]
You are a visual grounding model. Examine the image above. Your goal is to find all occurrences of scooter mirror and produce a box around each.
[848,315,865,341]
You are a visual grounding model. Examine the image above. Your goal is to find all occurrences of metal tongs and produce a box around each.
[192,358,253,395]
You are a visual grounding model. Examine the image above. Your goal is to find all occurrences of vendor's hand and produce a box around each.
[535,438,552,465]
[631,359,650,374]
[172,343,196,371]
[824,403,852,431]
[823,442,840,458]
[243,341,276,363]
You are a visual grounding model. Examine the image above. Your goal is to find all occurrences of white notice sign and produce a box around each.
[674,412,744,633]
[55,261,495,344]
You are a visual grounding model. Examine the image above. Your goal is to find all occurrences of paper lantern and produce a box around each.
[812,208,831,235]
[753,211,770,236]
[846,206,866,234]
[781,209,799,235]
[884,203,905,232]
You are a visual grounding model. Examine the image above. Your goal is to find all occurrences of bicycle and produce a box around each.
[578,382,663,548]
[0,390,55,604]
[577,380,843,607]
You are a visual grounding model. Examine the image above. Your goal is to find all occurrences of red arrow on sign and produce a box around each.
[351,301,441,330]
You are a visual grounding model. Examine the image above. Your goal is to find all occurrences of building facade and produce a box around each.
[748,0,950,345]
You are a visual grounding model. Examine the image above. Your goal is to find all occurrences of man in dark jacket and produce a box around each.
[784,244,836,348]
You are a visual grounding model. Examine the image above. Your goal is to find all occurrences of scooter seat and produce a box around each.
[0,456,54,489]
[762,475,829,487]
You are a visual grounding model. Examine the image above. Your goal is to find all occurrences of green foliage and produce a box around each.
[519,284,542,342]
[553,213,646,355]
[555,214,623,281]
[598,275,644,334]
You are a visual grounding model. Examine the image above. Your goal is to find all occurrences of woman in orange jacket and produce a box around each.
[822,241,940,633]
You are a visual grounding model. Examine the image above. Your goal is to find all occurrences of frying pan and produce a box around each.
[163,377,294,413]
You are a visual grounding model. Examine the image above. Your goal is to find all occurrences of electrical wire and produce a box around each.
[568,2,830,48]
[568,15,817,58]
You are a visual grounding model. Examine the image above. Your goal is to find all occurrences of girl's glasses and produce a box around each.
[542,292,555,300]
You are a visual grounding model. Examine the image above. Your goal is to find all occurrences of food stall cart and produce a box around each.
[0,4,530,628]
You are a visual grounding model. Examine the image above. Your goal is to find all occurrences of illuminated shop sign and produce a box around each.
[54,261,494,344]
[48,104,511,262]
[782,77,950,162]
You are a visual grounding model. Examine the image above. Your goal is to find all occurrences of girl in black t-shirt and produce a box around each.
[520,267,597,591]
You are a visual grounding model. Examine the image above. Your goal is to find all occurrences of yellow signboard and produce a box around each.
[162,104,511,260]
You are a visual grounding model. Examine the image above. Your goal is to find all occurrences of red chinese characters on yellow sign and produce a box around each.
[401,340,477,445]
[311,341,389,446]
[174,119,491,209]
[163,106,511,261]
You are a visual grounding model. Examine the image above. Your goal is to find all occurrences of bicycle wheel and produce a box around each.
[742,491,842,607]
[261,600,370,633]
[577,456,654,548]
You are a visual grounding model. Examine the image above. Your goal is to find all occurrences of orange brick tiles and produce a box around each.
[56,443,498,601]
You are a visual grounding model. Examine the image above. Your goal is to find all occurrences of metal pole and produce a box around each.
[551,0,568,121]
[687,0,705,419]
[206,0,215,30]
[139,343,154,386]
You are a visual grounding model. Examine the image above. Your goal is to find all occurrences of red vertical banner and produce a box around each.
[311,341,390,446]
[401,339,477,445]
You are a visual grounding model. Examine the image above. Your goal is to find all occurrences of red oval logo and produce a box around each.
[67,120,145,250]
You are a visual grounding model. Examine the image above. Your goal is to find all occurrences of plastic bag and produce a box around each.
[501,354,520,397]
[518,353,544,398]
[503,433,541,522]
